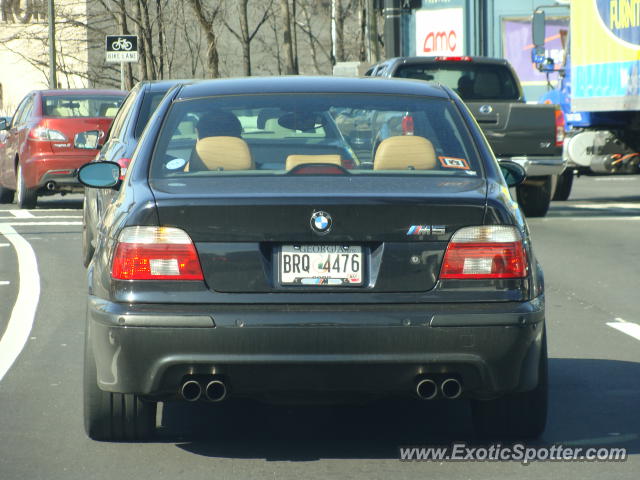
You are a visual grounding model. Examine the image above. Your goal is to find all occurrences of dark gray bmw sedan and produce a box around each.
[78,76,546,442]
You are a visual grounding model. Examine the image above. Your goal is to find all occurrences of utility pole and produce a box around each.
[383,0,401,58]
[48,0,57,89]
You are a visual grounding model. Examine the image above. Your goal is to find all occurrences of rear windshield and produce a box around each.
[149,93,482,179]
[42,95,124,118]
[395,63,520,101]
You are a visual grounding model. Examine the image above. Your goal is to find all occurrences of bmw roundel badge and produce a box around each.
[310,211,332,235]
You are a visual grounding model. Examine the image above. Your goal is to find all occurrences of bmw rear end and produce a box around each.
[24,90,125,194]
[85,77,546,440]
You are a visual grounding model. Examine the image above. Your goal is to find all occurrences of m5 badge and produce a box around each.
[406,225,446,236]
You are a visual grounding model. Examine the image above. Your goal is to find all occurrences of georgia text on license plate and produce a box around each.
[280,245,363,286]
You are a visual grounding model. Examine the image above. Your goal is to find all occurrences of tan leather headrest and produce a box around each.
[285,154,342,171]
[373,136,436,170]
[195,136,253,170]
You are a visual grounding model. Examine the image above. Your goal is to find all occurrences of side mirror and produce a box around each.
[532,10,546,48]
[74,130,101,150]
[499,160,527,187]
[77,162,121,188]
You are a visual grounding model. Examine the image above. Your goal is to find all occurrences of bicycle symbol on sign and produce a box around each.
[111,38,133,51]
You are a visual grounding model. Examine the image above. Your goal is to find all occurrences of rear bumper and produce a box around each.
[22,151,94,191]
[87,296,545,402]
[500,156,566,177]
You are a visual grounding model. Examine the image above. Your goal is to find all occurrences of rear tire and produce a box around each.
[16,164,37,209]
[0,185,14,204]
[516,176,552,217]
[552,170,573,201]
[84,334,156,441]
[471,329,548,439]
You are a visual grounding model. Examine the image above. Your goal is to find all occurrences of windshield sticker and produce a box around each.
[439,156,470,170]
[166,158,187,170]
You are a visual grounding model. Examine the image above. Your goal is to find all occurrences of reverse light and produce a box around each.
[111,226,204,281]
[555,108,565,147]
[30,126,67,141]
[440,226,528,279]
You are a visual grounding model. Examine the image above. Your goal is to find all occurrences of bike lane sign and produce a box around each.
[106,35,139,62]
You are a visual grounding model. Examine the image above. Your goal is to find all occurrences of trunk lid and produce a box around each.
[43,117,113,156]
[151,176,487,294]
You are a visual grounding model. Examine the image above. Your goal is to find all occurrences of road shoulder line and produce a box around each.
[0,224,41,382]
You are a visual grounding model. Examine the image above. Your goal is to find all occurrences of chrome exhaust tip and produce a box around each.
[440,378,462,399]
[180,379,203,402]
[416,378,438,400]
[205,379,227,402]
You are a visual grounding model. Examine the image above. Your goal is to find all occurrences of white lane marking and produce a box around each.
[0,281,10,286]
[569,202,640,210]
[0,243,9,247]
[0,209,79,212]
[0,224,40,381]
[0,222,82,226]
[607,318,640,342]
[0,215,81,220]
[593,177,639,182]
[9,210,34,219]
[540,216,640,221]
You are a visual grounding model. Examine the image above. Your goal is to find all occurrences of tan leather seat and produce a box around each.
[194,136,253,171]
[373,136,436,170]
[285,154,342,171]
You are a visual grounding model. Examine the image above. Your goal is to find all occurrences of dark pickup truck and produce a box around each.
[366,56,566,217]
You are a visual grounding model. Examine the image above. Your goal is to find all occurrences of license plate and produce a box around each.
[280,245,363,286]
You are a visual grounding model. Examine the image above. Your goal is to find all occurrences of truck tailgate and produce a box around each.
[467,102,559,158]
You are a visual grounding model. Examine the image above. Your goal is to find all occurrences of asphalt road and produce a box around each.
[0,177,639,479]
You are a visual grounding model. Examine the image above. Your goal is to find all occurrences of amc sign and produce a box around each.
[415,8,464,56]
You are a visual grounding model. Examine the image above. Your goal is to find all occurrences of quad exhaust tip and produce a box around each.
[416,378,438,400]
[205,379,227,402]
[416,377,463,400]
[180,377,228,402]
[180,380,203,402]
[440,378,462,399]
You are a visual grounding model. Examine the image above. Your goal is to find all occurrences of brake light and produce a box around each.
[440,226,528,279]
[116,158,132,180]
[435,56,472,62]
[342,156,356,169]
[555,108,565,147]
[111,226,204,281]
[30,126,66,141]
[401,115,414,135]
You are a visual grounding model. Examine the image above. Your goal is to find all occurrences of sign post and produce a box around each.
[105,35,139,90]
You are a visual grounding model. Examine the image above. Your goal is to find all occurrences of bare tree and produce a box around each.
[297,0,332,74]
[279,0,297,74]
[187,0,222,78]
[221,0,274,76]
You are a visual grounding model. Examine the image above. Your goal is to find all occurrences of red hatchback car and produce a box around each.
[0,89,126,208]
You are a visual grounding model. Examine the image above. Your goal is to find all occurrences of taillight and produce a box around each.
[555,108,565,147]
[30,126,67,141]
[440,226,528,279]
[116,158,132,180]
[111,226,204,281]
